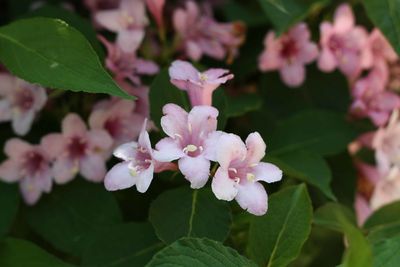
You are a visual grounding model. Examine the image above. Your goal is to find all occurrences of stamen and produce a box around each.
[183,144,198,154]
[246,173,255,182]
[234,177,240,184]
[198,146,204,152]
[144,159,152,163]
[249,163,258,167]
[199,73,208,81]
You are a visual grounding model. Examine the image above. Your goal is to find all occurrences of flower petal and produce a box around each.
[245,132,266,164]
[20,177,42,205]
[80,154,107,182]
[216,133,247,169]
[113,142,138,161]
[104,162,136,191]
[280,63,305,87]
[0,159,21,182]
[160,103,188,138]
[4,138,32,159]
[188,105,218,135]
[53,158,78,184]
[178,155,210,189]
[40,134,66,159]
[168,60,199,85]
[117,29,145,53]
[154,137,184,162]
[95,10,122,32]
[62,113,87,137]
[135,163,155,193]
[211,167,238,201]
[12,109,35,136]
[235,182,268,216]
[253,162,282,183]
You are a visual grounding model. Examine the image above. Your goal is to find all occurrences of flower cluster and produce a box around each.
[258,3,400,127]
[104,61,282,216]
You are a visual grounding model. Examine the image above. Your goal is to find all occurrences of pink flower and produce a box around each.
[350,68,400,126]
[0,138,53,205]
[104,119,170,192]
[42,113,113,184]
[98,36,159,85]
[368,29,398,65]
[0,73,47,136]
[169,60,234,106]
[209,132,282,216]
[145,0,165,29]
[95,0,149,53]
[89,97,145,146]
[173,1,245,61]
[154,104,219,188]
[258,23,318,87]
[318,4,370,78]
[355,194,372,225]
[373,110,400,175]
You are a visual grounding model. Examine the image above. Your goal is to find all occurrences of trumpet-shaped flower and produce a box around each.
[0,73,47,136]
[0,138,53,205]
[258,23,318,87]
[210,132,282,215]
[98,36,159,85]
[350,67,400,126]
[104,119,171,192]
[95,0,149,53]
[169,60,233,106]
[318,4,370,78]
[173,1,244,61]
[42,113,113,184]
[145,0,165,29]
[154,104,219,188]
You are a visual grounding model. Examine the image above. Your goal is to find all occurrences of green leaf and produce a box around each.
[146,237,257,267]
[363,0,400,55]
[0,238,74,267]
[268,150,336,200]
[149,69,189,129]
[226,94,263,117]
[364,201,400,229]
[314,203,373,267]
[248,184,313,266]
[368,221,400,243]
[82,223,163,267]
[0,182,19,239]
[257,0,329,33]
[149,187,231,244]
[26,179,122,256]
[25,5,104,59]
[0,18,131,99]
[269,109,357,156]
[371,235,400,267]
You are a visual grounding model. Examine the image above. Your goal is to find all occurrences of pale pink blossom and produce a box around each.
[0,138,53,205]
[98,36,159,85]
[373,110,400,175]
[95,0,149,53]
[145,0,165,29]
[350,68,400,126]
[318,4,370,78]
[355,194,372,225]
[42,113,113,184]
[0,73,47,136]
[154,104,219,188]
[258,23,318,87]
[89,97,144,146]
[169,60,234,106]
[104,119,172,192]
[208,132,282,216]
[173,1,245,61]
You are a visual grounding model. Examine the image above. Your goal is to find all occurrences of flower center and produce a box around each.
[67,136,88,159]
[227,166,256,184]
[183,144,203,157]
[22,150,46,175]
[280,37,298,59]
[129,146,152,176]
[199,73,208,82]
[104,117,123,139]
